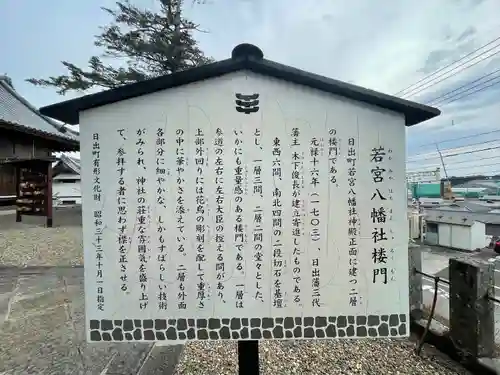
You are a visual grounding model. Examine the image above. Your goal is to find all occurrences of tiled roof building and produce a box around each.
[0,76,79,201]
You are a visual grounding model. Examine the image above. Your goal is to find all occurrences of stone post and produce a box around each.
[449,258,494,358]
[408,244,423,320]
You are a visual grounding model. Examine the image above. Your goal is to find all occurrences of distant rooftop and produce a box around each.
[455,179,500,191]
[0,75,79,149]
[53,154,80,175]
[425,210,480,226]
[448,200,500,213]
[425,207,500,225]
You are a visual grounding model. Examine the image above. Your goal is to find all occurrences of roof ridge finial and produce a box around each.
[231,43,264,60]
[0,74,15,90]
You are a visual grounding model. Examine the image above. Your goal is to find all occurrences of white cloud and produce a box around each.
[189,0,500,176]
[407,141,500,177]
[7,0,500,176]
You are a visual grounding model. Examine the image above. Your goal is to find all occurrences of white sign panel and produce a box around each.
[406,169,441,183]
[81,73,409,343]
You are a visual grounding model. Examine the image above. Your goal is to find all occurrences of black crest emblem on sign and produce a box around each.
[235,93,260,114]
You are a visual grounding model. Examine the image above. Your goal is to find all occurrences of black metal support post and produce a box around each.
[238,340,259,375]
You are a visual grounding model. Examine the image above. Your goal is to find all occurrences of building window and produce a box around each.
[426,222,438,233]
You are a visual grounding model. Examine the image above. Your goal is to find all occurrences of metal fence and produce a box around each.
[412,267,500,357]
[414,268,500,304]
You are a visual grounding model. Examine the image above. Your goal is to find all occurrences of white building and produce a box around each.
[424,210,487,251]
[408,208,425,240]
[52,154,81,205]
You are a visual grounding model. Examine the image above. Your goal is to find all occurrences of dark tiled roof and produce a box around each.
[53,154,80,175]
[0,76,79,148]
[39,44,440,126]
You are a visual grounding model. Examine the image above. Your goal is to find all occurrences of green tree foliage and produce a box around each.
[27,0,213,94]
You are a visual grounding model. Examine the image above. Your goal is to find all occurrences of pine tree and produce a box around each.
[27,0,212,94]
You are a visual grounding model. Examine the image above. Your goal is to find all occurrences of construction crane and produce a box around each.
[436,143,456,201]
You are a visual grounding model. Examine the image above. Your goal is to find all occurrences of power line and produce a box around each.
[441,161,499,172]
[411,129,500,149]
[449,167,500,177]
[425,67,500,106]
[452,154,500,165]
[401,47,500,99]
[408,166,500,178]
[430,75,500,106]
[407,155,500,171]
[438,78,500,106]
[407,145,500,163]
[407,139,500,162]
[393,35,500,96]
[407,160,500,180]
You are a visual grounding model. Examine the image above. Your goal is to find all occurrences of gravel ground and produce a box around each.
[0,207,83,266]
[0,206,475,374]
[175,338,472,375]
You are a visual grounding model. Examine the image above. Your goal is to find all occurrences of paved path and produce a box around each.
[0,220,475,374]
[0,205,83,228]
[0,266,183,374]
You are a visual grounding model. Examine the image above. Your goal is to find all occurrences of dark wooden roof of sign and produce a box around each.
[39,43,440,126]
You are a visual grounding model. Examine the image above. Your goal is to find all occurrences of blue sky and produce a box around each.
[1,0,500,177]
